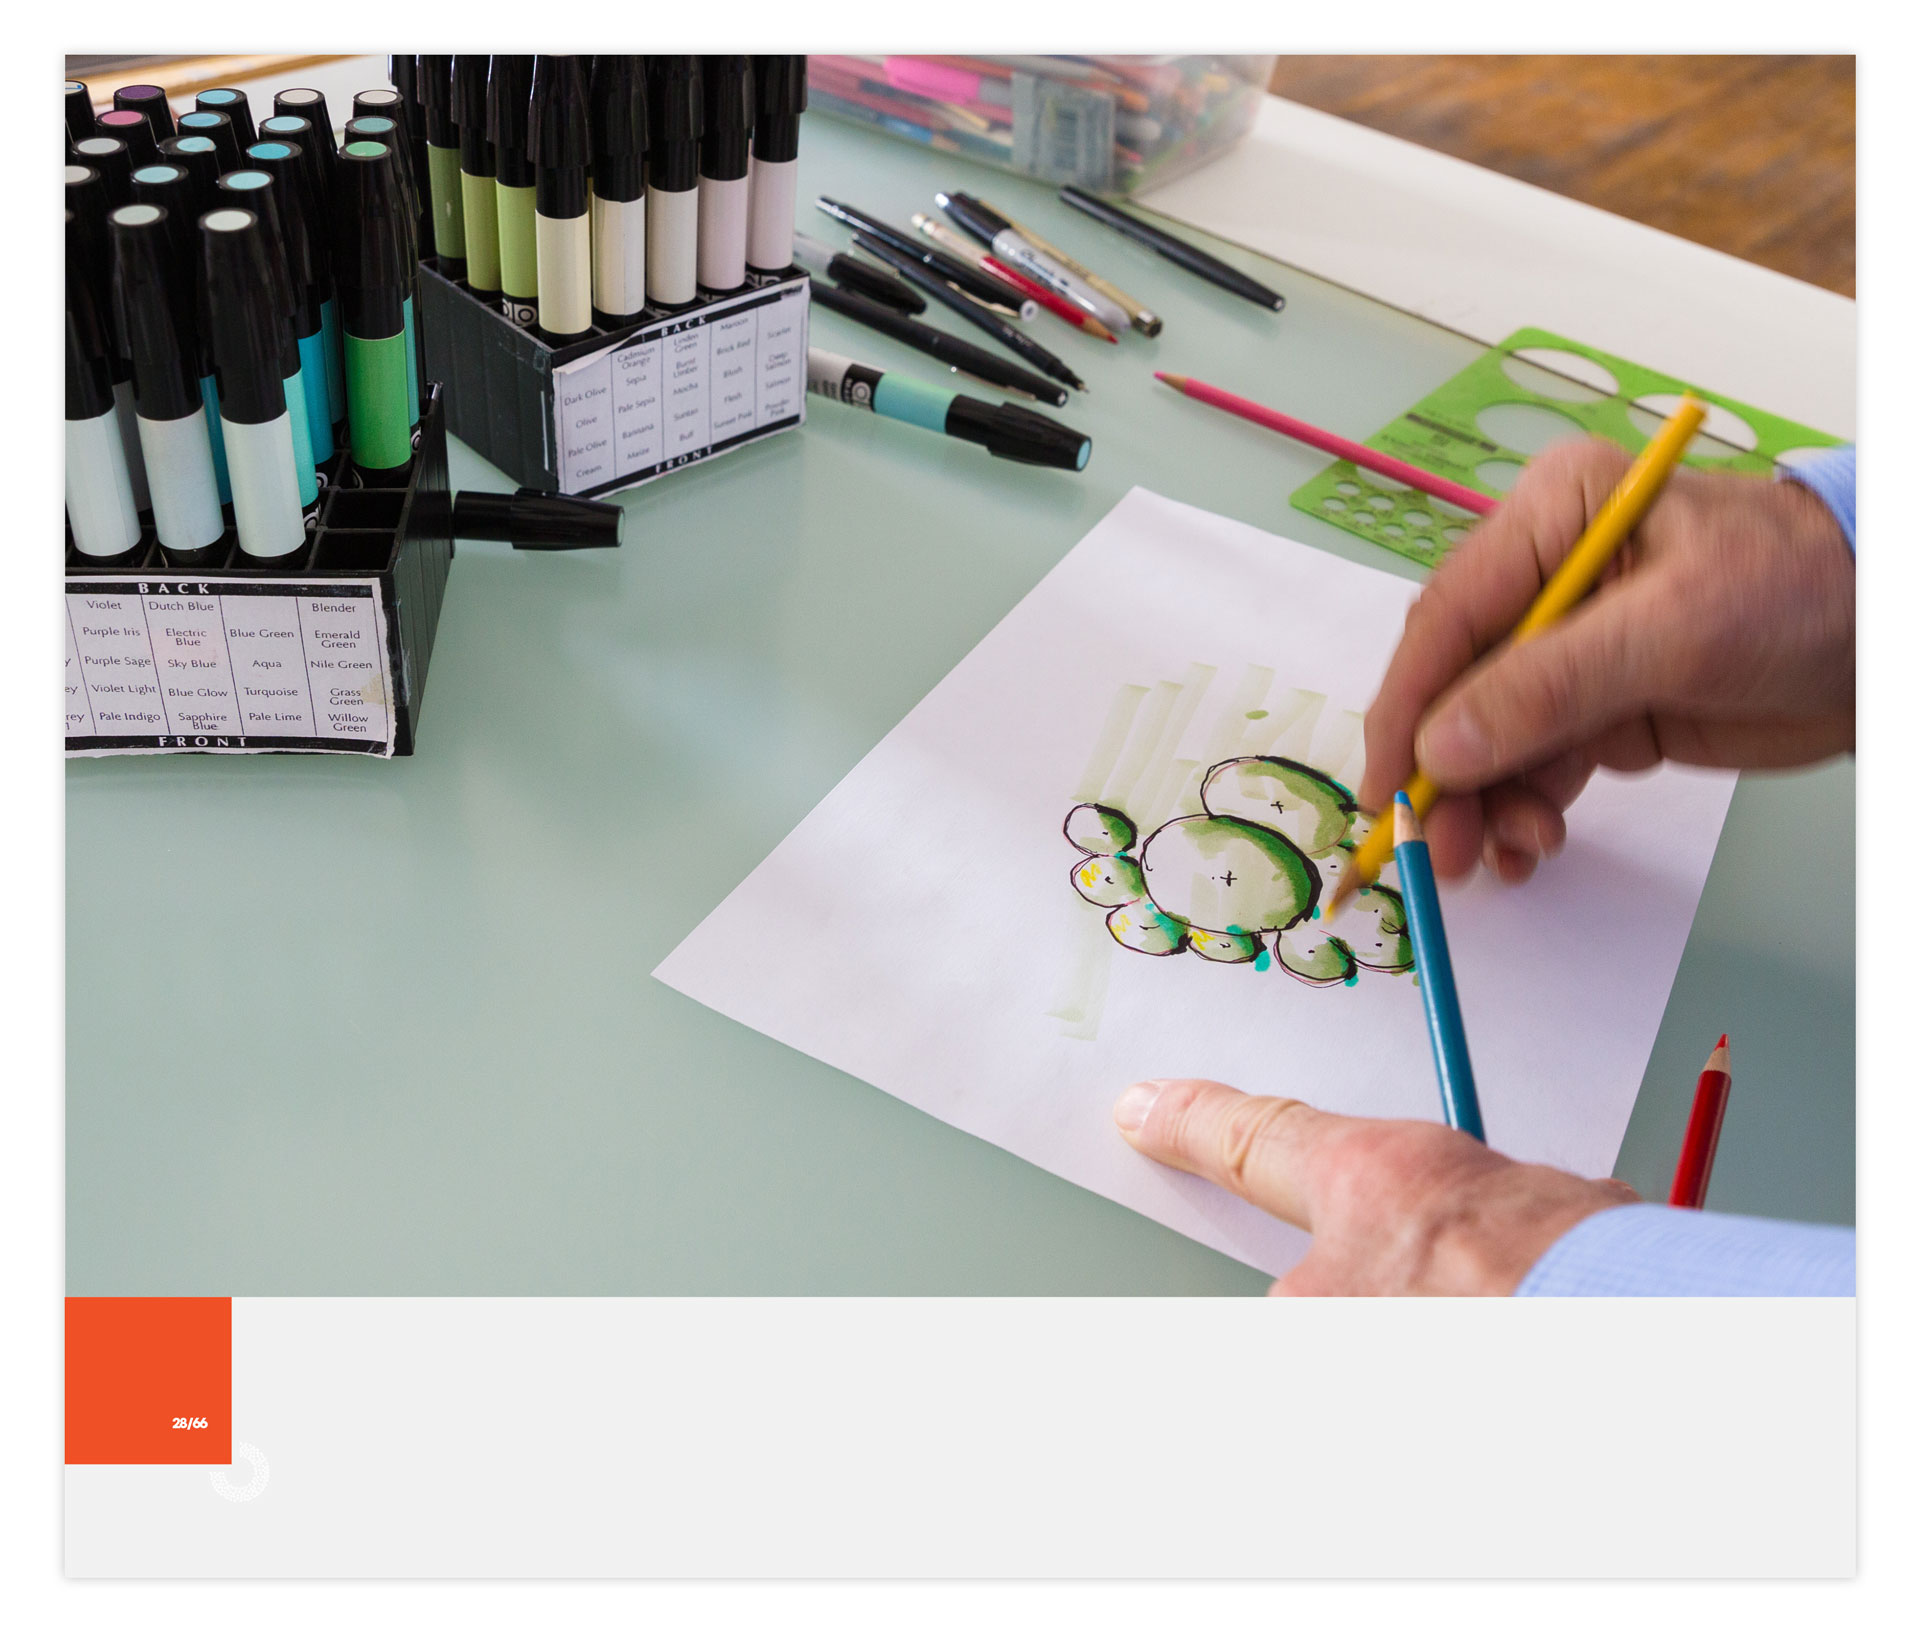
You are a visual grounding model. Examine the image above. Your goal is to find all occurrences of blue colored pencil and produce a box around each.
[1392,791,1486,1141]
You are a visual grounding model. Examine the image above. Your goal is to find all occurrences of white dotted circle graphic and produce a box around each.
[210,1440,270,1502]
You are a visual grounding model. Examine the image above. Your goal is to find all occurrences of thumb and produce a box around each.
[1415,572,1680,789]
[1112,1077,1337,1228]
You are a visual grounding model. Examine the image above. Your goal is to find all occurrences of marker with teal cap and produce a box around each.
[216,169,319,506]
[261,114,345,431]
[176,108,241,172]
[805,348,1092,472]
[246,139,334,464]
[344,115,420,425]
[201,207,307,561]
[332,139,415,476]
[195,87,256,150]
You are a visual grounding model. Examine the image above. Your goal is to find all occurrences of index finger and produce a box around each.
[1113,1077,1339,1228]
[1357,438,1633,812]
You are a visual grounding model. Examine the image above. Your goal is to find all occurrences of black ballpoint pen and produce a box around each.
[809,280,1068,407]
[815,195,1028,316]
[1057,184,1287,312]
[851,232,1087,394]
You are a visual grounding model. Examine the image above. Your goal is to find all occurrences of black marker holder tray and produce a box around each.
[417,258,809,498]
[65,385,454,758]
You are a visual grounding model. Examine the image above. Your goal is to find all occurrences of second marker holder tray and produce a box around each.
[418,259,810,499]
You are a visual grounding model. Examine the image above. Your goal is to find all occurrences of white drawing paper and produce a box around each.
[654,488,1736,1276]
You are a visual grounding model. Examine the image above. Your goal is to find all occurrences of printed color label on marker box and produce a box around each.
[66,1298,232,1465]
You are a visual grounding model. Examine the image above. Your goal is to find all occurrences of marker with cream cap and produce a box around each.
[96,108,161,169]
[452,56,501,297]
[697,55,752,293]
[332,139,415,477]
[202,207,306,560]
[530,54,592,340]
[417,55,466,280]
[746,55,805,275]
[216,169,319,507]
[272,87,338,179]
[645,56,701,308]
[66,209,142,562]
[66,80,97,148]
[247,139,335,464]
[344,116,422,426]
[487,56,539,326]
[67,161,152,514]
[113,83,176,142]
[108,203,224,562]
[587,54,647,326]
[195,88,256,150]
[260,115,347,431]
[72,136,132,207]
[176,108,242,173]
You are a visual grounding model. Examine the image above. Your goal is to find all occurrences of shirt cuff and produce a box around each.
[1777,444,1855,554]
[1515,1203,1855,1296]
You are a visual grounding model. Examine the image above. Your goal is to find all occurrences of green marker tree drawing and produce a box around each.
[1058,666,1413,992]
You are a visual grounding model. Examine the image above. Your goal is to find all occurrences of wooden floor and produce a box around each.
[1267,56,1854,297]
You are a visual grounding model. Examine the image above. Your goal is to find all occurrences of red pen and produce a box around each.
[1668,1034,1732,1208]
[981,254,1119,342]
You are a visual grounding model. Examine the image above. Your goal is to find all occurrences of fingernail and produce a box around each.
[1418,705,1488,782]
[1114,1079,1168,1135]
[1493,806,1547,855]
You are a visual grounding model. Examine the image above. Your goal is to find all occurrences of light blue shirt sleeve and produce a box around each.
[1515,1204,1854,1296]
[1777,444,1855,553]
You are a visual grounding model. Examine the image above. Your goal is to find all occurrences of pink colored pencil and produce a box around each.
[1154,372,1498,517]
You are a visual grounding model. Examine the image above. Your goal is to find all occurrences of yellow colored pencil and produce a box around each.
[1326,394,1707,920]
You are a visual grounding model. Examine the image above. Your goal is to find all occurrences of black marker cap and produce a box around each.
[176,109,242,173]
[273,88,338,163]
[452,57,496,176]
[128,163,210,373]
[216,170,301,374]
[935,191,1010,247]
[247,140,330,322]
[699,56,753,183]
[345,116,420,267]
[114,83,176,142]
[388,56,423,119]
[159,134,224,221]
[752,55,807,164]
[420,54,457,146]
[487,55,536,188]
[332,140,410,339]
[588,55,647,202]
[72,136,133,208]
[196,87,256,150]
[452,488,624,549]
[66,80,97,148]
[530,55,591,217]
[108,202,200,420]
[65,208,117,420]
[200,206,287,423]
[96,108,161,169]
[944,397,1093,472]
[646,56,701,193]
[65,164,124,383]
[353,85,406,124]
[259,117,333,230]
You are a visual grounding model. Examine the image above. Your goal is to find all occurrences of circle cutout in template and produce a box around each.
[1322,497,1347,512]
[1352,511,1375,526]
[1476,400,1585,457]
[1502,347,1620,402]
[1626,393,1758,457]
[1367,495,1394,512]
[1335,481,1360,497]
[1476,459,1525,493]
[1403,510,1432,529]
[1775,445,1841,477]
[1359,472,1410,492]
[1382,524,1404,539]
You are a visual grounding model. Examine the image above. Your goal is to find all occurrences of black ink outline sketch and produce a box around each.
[1064,755,1413,986]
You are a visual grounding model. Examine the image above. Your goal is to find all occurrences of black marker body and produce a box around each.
[67,159,152,512]
[530,55,592,340]
[746,55,806,274]
[72,137,132,208]
[418,54,466,279]
[588,54,647,325]
[66,210,142,561]
[697,55,752,293]
[66,80,97,148]
[176,109,242,173]
[333,140,416,477]
[645,56,701,308]
[196,88,257,150]
[488,56,539,326]
[114,83,176,141]
[452,56,501,296]
[96,109,162,169]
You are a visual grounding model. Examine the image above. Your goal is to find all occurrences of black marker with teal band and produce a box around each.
[247,140,335,464]
[805,347,1090,472]
[145,140,232,502]
[418,55,466,280]
[195,88,256,150]
[217,169,319,506]
[487,56,539,326]
[333,139,415,477]
[452,56,500,298]
[261,115,346,432]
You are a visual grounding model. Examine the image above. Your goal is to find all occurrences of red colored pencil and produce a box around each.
[1154,372,1499,518]
[1668,1035,1732,1208]
[982,255,1119,341]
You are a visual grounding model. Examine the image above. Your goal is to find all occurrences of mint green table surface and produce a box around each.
[66,114,1853,1295]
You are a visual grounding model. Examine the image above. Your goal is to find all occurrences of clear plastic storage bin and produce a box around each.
[807,55,1276,194]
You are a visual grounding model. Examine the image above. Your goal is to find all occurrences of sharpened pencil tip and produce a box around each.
[1154,371,1183,389]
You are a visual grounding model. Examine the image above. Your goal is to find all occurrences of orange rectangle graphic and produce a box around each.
[66,1297,232,1465]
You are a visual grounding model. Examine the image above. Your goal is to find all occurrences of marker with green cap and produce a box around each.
[333,139,415,476]
[344,115,421,426]
[216,168,319,506]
